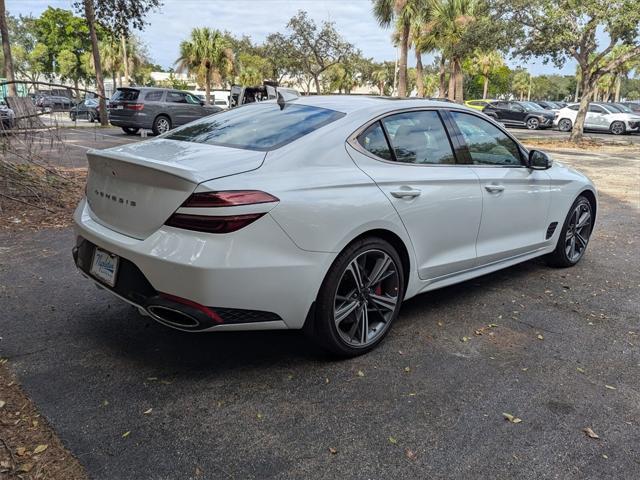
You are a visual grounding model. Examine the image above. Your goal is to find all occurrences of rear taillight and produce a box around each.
[125,103,144,111]
[181,190,279,207]
[165,190,278,234]
[166,213,265,234]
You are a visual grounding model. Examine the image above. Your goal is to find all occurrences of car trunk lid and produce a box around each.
[86,139,266,239]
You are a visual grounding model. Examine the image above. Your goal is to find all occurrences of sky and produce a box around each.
[10,0,577,75]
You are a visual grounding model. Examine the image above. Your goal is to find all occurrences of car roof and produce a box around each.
[293,95,468,114]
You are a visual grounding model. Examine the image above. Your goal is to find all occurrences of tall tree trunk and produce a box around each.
[121,34,129,87]
[593,86,599,102]
[112,72,116,93]
[454,58,463,103]
[574,80,579,102]
[527,77,531,101]
[439,57,447,97]
[379,80,384,96]
[0,0,16,96]
[84,0,108,126]
[482,76,489,99]
[570,75,593,143]
[614,76,622,102]
[205,66,211,105]
[415,50,424,98]
[313,74,321,94]
[447,61,456,101]
[397,21,410,97]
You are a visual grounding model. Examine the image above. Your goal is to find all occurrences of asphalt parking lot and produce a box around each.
[1,129,639,479]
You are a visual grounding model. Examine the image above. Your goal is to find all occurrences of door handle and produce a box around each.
[485,184,505,193]
[390,188,422,199]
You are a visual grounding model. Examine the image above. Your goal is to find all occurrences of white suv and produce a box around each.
[555,102,640,135]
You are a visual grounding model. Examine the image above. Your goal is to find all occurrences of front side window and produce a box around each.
[381,111,455,165]
[112,89,139,101]
[588,104,605,114]
[185,93,201,105]
[568,104,579,111]
[166,102,345,151]
[450,111,522,166]
[357,122,392,160]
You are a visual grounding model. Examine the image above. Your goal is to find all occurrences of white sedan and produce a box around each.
[555,102,640,135]
[73,96,597,356]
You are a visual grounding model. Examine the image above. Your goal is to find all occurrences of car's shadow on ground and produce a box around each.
[74,255,550,377]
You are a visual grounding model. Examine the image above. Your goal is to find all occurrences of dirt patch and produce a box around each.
[0,361,87,479]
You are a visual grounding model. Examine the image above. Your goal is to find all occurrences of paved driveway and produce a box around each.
[1,148,638,480]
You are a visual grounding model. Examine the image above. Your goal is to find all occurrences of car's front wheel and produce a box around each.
[558,118,573,132]
[122,127,139,135]
[312,237,405,357]
[610,121,625,135]
[526,117,540,130]
[546,195,593,267]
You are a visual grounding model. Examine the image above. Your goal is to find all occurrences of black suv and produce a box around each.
[108,87,222,135]
[482,101,555,130]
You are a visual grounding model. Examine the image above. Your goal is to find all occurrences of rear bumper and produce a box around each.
[73,198,333,331]
[108,112,153,129]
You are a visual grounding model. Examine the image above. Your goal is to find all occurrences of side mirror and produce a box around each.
[528,149,552,170]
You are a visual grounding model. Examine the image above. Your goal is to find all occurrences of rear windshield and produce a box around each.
[165,102,345,151]
[112,89,140,101]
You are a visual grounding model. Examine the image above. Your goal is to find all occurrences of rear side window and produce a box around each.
[450,111,522,166]
[112,89,139,101]
[382,111,455,165]
[568,104,579,111]
[145,90,163,101]
[165,102,345,151]
[167,91,188,103]
[358,122,392,160]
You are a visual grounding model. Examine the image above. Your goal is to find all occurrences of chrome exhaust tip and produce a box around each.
[146,305,200,329]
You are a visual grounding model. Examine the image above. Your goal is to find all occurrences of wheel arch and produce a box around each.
[579,188,597,226]
[343,228,412,293]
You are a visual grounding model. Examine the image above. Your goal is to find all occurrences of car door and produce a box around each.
[183,92,209,123]
[347,109,483,281]
[586,104,609,130]
[165,91,191,126]
[506,102,526,125]
[448,110,552,265]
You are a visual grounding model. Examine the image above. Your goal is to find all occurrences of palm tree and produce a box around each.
[175,28,234,105]
[470,50,503,99]
[512,70,530,101]
[410,9,436,97]
[373,0,425,97]
[428,0,478,102]
[238,66,262,87]
[100,40,122,89]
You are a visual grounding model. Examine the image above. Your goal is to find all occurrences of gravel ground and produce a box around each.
[0,141,638,480]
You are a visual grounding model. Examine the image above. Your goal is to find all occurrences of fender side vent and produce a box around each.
[546,222,558,239]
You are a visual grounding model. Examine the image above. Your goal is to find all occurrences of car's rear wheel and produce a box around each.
[152,115,171,135]
[70,112,76,121]
[312,237,405,357]
[89,112,96,123]
[610,121,625,135]
[546,195,593,268]
[558,118,572,132]
[526,117,540,130]
[122,127,139,135]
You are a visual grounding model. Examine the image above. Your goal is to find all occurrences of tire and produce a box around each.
[558,118,573,132]
[122,127,140,135]
[70,112,76,122]
[610,121,625,135]
[311,237,405,357]
[546,196,593,268]
[526,117,540,130]
[89,112,96,123]
[152,115,171,135]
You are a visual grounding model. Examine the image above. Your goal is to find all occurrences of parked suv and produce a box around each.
[108,87,222,135]
[554,102,640,135]
[482,101,555,129]
[36,95,73,112]
[70,98,101,122]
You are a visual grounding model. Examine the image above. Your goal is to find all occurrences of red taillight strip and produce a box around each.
[181,191,279,208]
[125,103,144,111]
[165,212,265,234]
[160,293,224,323]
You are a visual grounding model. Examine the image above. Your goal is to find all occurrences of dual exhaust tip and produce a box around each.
[146,305,201,330]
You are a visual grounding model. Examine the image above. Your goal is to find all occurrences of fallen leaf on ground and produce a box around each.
[398,350,405,355]
[605,385,616,390]
[143,408,153,415]
[583,427,600,439]
[388,436,398,444]
[503,413,522,424]
[328,447,338,455]
[537,334,544,340]
[602,454,608,459]
[33,444,48,454]
[16,447,26,456]
[0,400,5,409]
[404,367,411,373]
[325,377,330,384]
[257,413,264,420]
[17,463,33,473]
[405,448,416,460]
[356,370,365,377]
[461,336,470,342]
[577,367,585,373]
[122,431,130,438]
